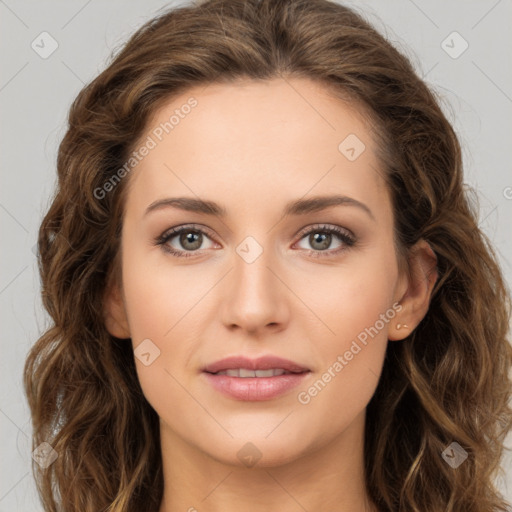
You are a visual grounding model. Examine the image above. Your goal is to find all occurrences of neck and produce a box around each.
[157,409,378,512]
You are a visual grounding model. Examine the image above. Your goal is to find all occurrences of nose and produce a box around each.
[219,239,289,336]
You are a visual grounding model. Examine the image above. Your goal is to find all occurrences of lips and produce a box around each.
[202,355,310,375]
[215,368,290,377]
[202,355,311,401]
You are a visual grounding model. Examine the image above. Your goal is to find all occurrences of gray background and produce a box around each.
[1,0,511,509]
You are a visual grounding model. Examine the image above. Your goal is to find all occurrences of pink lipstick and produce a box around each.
[202,355,311,401]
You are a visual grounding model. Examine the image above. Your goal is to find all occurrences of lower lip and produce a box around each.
[203,372,310,401]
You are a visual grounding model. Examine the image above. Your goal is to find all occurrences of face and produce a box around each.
[106,77,414,467]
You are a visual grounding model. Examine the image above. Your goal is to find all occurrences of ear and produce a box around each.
[388,239,438,341]
[103,277,131,339]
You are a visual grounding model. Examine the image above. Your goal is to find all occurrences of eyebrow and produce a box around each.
[144,194,375,221]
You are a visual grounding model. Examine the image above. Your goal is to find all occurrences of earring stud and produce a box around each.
[396,323,409,330]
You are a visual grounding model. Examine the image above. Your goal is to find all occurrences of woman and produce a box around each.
[24,0,512,510]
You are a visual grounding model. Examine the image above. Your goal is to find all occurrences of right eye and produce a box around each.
[155,224,218,258]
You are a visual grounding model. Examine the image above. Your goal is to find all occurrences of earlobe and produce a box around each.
[103,279,131,339]
[389,239,438,341]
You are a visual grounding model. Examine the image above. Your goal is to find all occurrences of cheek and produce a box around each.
[292,245,398,412]
[295,241,398,346]
[121,240,200,339]
[120,248,198,415]
[120,237,216,389]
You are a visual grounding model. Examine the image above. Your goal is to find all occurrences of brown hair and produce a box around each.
[24,0,512,510]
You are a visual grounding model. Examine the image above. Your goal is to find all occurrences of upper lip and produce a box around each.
[203,355,310,374]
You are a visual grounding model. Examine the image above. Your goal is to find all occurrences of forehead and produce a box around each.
[124,77,390,220]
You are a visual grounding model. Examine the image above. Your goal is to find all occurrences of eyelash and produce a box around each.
[154,223,356,259]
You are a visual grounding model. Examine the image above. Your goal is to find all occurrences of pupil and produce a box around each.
[181,231,201,250]
[312,232,330,250]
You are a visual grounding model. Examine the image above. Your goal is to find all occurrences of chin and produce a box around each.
[205,430,314,469]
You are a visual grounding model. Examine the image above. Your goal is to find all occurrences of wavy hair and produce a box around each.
[24,0,512,510]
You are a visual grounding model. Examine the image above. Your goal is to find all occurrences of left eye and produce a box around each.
[294,224,355,254]
[155,223,355,258]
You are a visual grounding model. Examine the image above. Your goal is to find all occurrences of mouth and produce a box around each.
[202,354,310,374]
[208,368,305,377]
[202,355,311,401]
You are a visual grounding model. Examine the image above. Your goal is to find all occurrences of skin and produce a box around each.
[104,77,437,512]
